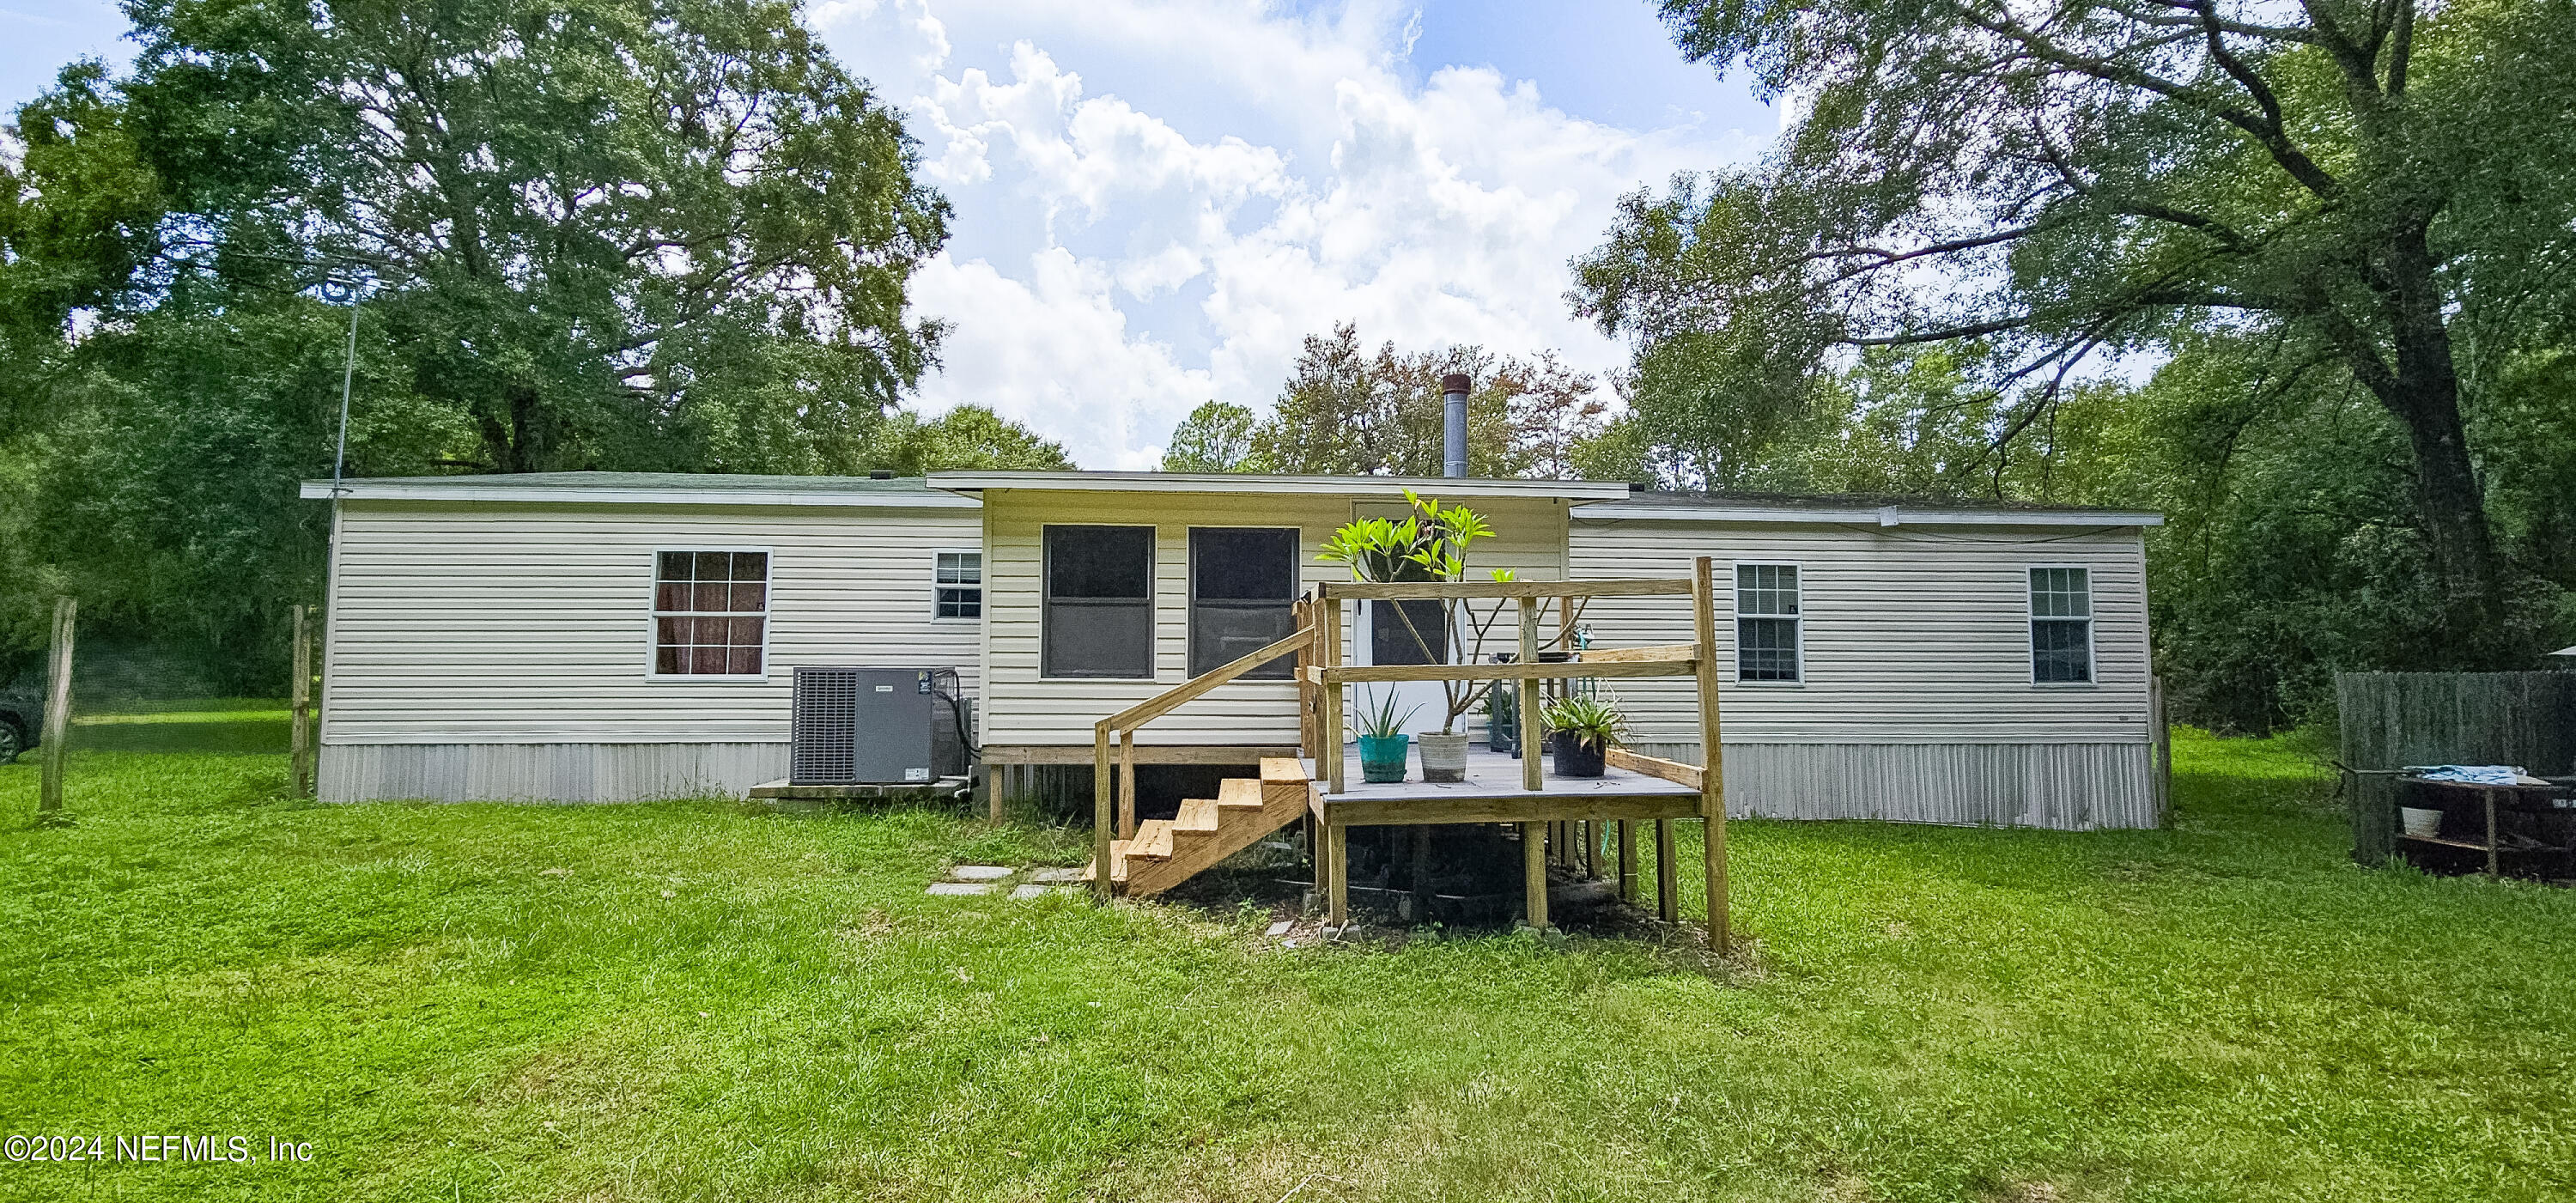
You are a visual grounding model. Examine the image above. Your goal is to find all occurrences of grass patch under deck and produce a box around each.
[2,726,2572,1201]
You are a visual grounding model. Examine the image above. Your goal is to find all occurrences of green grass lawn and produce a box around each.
[3,723,2573,1202]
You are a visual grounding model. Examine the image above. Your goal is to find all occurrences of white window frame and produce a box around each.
[1731,560,1805,686]
[932,549,983,623]
[2026,564,2097,688]
[646,545,775,683]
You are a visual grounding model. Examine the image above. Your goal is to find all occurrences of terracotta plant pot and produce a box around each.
[1551,731,1607,778]
[1418,732,1470,783]
[1358,733,1410,783]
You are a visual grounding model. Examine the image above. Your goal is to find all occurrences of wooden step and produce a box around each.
[1217,778,1266,809]
[1129,819,1175,860]
[1175,797,1219,831]
[1078,840,1133,884]
[1123,764,1318,899]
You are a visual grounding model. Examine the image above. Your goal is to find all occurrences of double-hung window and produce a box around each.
[1734,562,1801,683]
[934,550,982,620]
[2029,567,2093,684]
[653,550,769,677]
[1042,526,1155,678]
[1188,528,1301,677]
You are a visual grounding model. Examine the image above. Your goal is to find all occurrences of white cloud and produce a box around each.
[817,0,1764,469]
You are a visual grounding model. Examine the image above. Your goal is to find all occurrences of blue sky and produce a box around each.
[1,1,1771,468]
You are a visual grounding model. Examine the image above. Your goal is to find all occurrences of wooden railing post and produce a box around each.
[1517,596,1543,793]
[1118,728,1138,840]
[1319,592,1345,793]
[1091,723,1114,900]
[1691,555,1730,955]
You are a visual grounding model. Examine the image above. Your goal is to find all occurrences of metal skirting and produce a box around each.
[319,742,788,804]
[1628,741,2161,830]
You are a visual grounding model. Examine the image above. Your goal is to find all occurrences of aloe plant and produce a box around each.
[1352,687,1422,739]
[1540,693,1629,751]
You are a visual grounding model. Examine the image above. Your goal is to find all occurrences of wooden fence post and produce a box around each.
[39,597,75,823]
[291,605,315,798]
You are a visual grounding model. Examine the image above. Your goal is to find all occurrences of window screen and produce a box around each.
[2030,567,2093,684]
[653,550,769,676]
[1189,528,1300,677]
[1042,526,1155,678]
[935,550,981,619]
[1370,600,1450,666]
[1735,563,1801,683]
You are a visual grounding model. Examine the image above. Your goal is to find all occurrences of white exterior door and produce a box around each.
[1352,598,1455,737]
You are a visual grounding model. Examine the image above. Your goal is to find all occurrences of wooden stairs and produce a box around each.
[1085,758,1312,896]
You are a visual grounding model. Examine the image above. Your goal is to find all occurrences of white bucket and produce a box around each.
[2400,806,2444,839]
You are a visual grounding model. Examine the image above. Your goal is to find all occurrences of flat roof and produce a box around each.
[926,470,1633,501]
[299,471,980,508]
[1573,489,2162,528]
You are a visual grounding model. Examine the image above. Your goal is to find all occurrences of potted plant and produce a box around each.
[1319,489,1518,784]
[1353,688,1420,784]
[1540,693,1627,779]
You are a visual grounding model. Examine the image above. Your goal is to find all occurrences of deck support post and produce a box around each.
[1326,817,1348,927]
[1691,555,1730,955]
[1617,819,1637,902]
[1522,821,1548,930]
[1655,818,1678,923]
[1517,598,1542,793]
[985,763,1003,823]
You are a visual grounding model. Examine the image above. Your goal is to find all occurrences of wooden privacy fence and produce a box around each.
[2337,671,2576,864]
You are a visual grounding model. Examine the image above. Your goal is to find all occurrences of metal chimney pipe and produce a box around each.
[1441,372,1470,477]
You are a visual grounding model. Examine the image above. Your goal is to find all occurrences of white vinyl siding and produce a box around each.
[1568,518,2153,746]
[980,489,1571,748]
[320,501,982,745]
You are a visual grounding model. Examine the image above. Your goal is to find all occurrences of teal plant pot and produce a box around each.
[1358,733,1410,783]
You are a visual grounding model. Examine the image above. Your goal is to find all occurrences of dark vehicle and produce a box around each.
[0,686,43,763]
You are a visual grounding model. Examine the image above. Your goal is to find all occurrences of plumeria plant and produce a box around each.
[1318,489,1520,736]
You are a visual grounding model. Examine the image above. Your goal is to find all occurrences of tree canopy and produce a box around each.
[1575,0,2576,664]
[0,0,1054,689]
[1161,324,1609,478]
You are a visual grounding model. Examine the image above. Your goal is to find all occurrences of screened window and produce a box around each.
[1042,526,1155,678]
[1735,563,1801,683]
[1189,528,1300,677]
[1370,600,1450,666]
[2030,567,2093,684]
[934,550,982,620]
[653,550,769,676]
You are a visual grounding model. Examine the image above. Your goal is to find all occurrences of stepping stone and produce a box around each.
[1266,920,1294,937]
[947,865,1013,881]
[1027,867,1084,884]
[927,882,997,896]
[1009,884,1056,900]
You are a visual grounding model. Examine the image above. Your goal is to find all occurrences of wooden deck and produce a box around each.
[1309,747,1699,825]
[1305,745,1703,929]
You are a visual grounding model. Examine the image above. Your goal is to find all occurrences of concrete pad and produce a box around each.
[1266,920,1294,937]
[927,882,997,896]
[1027,867,1084,884]
[947,865,1013,881]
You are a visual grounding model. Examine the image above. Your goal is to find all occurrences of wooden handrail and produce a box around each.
[1579,641,1697,664]
[1303,659,1694,684]
[1321,579,1693,601]
[1096,626,1317,733]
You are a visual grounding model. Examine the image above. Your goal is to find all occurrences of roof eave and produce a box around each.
[1571,501,2165,527]
[298,480,981,508]
[926,470,1632,501]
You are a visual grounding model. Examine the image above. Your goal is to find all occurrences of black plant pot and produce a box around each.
[1550,732,1607,778]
